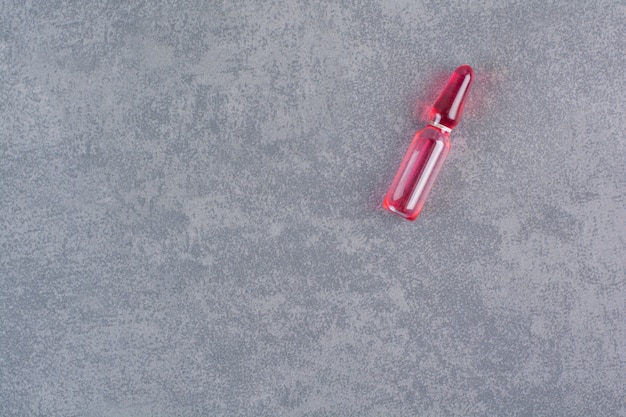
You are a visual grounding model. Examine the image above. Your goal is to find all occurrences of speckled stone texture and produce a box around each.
[1,1,624,416]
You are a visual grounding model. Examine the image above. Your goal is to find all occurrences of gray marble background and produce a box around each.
[1,1,625,416]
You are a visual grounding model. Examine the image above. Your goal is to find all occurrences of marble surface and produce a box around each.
[1,1,625,416]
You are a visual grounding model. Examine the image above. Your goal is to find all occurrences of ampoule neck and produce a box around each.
[428,121,452,133]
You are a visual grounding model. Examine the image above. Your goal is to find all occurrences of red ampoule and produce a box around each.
[382,65,474,221]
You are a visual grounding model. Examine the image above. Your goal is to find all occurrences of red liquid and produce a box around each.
[382,65,473,221]
[382,126,450,221]
[429,65,473,131]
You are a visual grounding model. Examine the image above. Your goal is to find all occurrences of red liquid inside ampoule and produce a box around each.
[429,65,473,131]
[382,65,473,221]
[382,126,450,220]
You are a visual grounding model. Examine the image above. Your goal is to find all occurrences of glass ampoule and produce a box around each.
[382,65,474,221]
